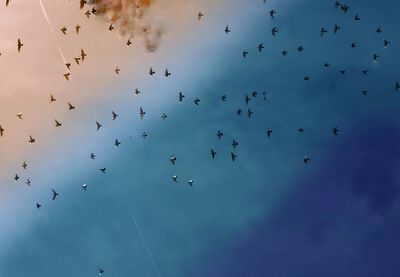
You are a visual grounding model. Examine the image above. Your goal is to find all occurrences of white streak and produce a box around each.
[37,0,68,66]
[128,207,162,277]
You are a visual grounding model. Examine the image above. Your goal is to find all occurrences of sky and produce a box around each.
[0,0,400,276]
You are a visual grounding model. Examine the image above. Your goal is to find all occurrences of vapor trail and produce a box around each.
[128,207,162,277]
[37,0,68,66]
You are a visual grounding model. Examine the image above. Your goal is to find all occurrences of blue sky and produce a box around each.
[0,0,400,276]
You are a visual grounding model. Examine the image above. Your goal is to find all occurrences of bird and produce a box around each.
[267,128,273,138]
[108,24,114,31]
[16,113,23,119]
[373,53,380,61]
[114,139,121,147]
[178,91,185,102]
[354,14,360,21]
[112,111,118,120]
[271,27,278,36]
[99,268,104,275]
[217,130,223,140]
[134,88,141,95]
[100,168,106,174]
[0,125,4,137]
[245,94,251,104]
[332,126,339,136]
[197,12,204,21]
[194,98,200,105]
[114,67,120,75]
[80,0,86,9]
[188,180,194,187]
[304,156,311,164]
[141,132,148,138]
[282,50,288,56]
[126,38,132,46]
[384,40,391,48]
[17,38,23,52]
[224,25,230,34]
[221,95,227,101]
[172,175,178,182]
[320,27,328,36]
[149,67,155,76]
[139,107,146,119]
[297,45,304,52]
[211,149,217,159]
[96,121,102,131]
[269,9,276,18]
[232,140,239,150]
[6,0,10,7]
[14,174,19,181]
[361,90,368,95]
[242,51,248,58]
[376,27,382,33]
[251,91,258,98]
[52,189,59,201]
[22,161,27,169]
[68,102,75,110]
[84,10,91,18]
[334,24,341,33]
[28,135,35,144]
[55,120,62,127]
[25,179,31,186]
[170,155,177,165]
[49,94,56,103]
[82,184,87,190]
[351,42,357,48]
[395,81,400,91]
[298,128,304,133]
[36,202,41,210]
[258,43,264,52]
[60,26,67,35]
[236,109,242,115]
[164,69,171,77]
[80,49,87,61]
[63,73,70,81]
[75,25,81,34]
[161,113,167,120]
[231,152,237,162]
[247,108,253,118]
[304,76,310,81]
[90,153,96,159]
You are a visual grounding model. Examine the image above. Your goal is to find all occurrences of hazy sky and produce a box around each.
[1,0,400,276]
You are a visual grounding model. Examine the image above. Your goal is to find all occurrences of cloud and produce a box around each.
[87,0,167,52]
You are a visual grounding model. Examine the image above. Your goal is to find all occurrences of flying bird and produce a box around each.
[178,91,185,102]
[80,49,87,61]
[75,25,81,34]
[96,121,102,131]
[333,126,339,136]
[68,102,75,110]
[139,107,145,119]
[60,26,67,35]
[52,189,59,201]
[0,125,4,137]
[112,111,118,120]
[28,135,35,144]
[149,67,155,76]
[217,130,223,140]
[164,69,171,77]
[224,25,230,34]
[55,120,62,127]
[231,152,237,162]
[197,12,204,21]
[17,39,23,52]
[170,155,177,165]
[49,94,56,103]
[211,149,217,159]
[114,139,121,147]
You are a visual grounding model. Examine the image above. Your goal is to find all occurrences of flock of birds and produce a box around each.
[1,0,399,275]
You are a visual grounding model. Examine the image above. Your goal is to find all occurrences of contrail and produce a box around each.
[128,207,162,277]
[37,0,68,66]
